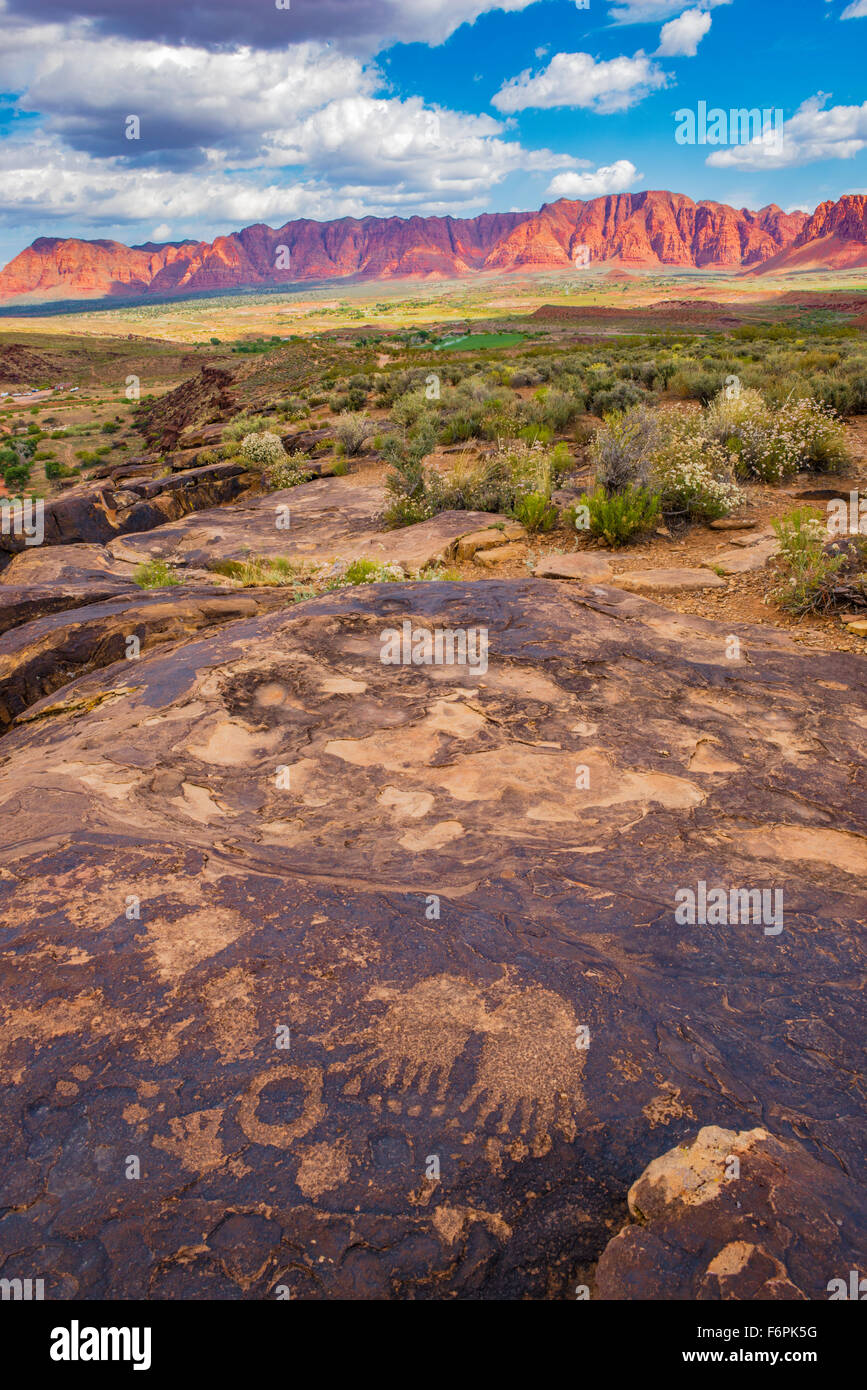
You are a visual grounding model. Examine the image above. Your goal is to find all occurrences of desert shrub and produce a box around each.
[325,558,404,588]
[383,420,437,527]
[330,388,366,412]
[578,484,661,547]
[435,440,553,515]
[517,423,554,446]
[650,419,744,520]
[266,450,314,489]
[210,557,301,587]
[391,388,433,431]
[2,462,31,488]
[703,386,770,443]
[738,398,848,482]
[134,559,179,588]
[439,407,487,444]
[512,491,559,534]
[551,442,573,477]
[775,397,849,473]
[737,419,798,483]
[526,387,582,431]
[669,368,725,404]
[44,460,78,480]
[590,404,660,492]
[334,411,375,456]
[770,507,864,614]
[241,431,287,469]
[587,381,645,415]
[510,367,545,388]
[223,414,268,441]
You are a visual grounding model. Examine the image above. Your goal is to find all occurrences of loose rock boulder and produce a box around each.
[596,1126,865,1300]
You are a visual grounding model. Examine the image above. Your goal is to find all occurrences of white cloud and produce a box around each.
[546,159,641,198]
[608,0,729,22]
[150,223,172,241]
[492,51,669,114]
[706,95,867,169]
[656,8,712,56]
[0,15,573,234]
[841,0,867,18]
[5,36,379,156]
[260,95,572,193]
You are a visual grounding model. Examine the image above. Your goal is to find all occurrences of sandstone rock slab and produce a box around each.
[473,542,528,566]
[534,552,614,581]
[0,580,863,1298]
[705,539,779,575]
[615,567,727,593]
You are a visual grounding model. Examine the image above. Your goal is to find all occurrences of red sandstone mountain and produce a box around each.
[746,194,867,274]
[0,190,857,303]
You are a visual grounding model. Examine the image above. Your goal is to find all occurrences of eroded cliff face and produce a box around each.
[0,192,822,302]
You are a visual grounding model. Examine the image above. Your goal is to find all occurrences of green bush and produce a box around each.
[770,507,863,614]
[334,411,375,456]
[578,484,661,547]
[134,559,180,588]
[512,491,559,533]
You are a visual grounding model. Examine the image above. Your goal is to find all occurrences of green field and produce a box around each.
[434,331,527,351]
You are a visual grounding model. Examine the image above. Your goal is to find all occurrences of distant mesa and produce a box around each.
[1,191,864,305]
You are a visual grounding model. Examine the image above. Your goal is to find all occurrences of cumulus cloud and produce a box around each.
[706,95,867,169]
[0,11,574,237]
[6,36,378,162]
[0,0,540,54]
[656,8,712,56]
[841,0,867,18]
[492,51,670,114]
[546,158,641,199]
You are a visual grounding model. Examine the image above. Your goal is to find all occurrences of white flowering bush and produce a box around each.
[774,398,848,474]
[650,418,744,520]
[703,386,769,443]
[720,395,849,482]
[241,431,287,469]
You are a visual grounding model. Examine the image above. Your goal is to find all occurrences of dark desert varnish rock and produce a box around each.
[0,579,863,1297]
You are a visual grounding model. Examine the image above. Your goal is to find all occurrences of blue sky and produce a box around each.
[0,0,864,267]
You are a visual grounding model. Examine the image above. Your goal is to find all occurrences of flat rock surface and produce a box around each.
[705,540,779,576]
[535,553,614,581]
[614,567,727,593]
[106,477,508,572]
[0,579,864,1298]
[596,1126,865,1300]
[0,542,137,590]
